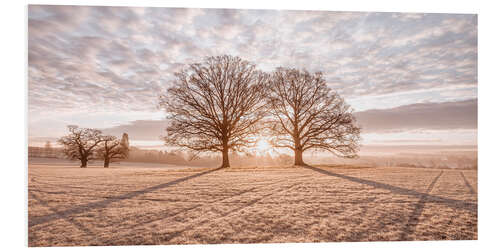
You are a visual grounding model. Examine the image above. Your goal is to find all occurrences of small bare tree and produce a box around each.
[159,55,267,168]
[97,133,129,168]
[57,125,104,168]
[266,68,361,166]
[120,132,129,149]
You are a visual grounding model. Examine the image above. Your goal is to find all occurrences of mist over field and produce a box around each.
[29,144,477,170]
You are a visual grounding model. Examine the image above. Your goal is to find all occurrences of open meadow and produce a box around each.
[26,5,479,248]
[28,162,477,246]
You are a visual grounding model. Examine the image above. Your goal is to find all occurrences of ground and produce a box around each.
[28,163,477,246]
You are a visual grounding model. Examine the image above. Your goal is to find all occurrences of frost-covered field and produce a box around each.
[28,163,477,246]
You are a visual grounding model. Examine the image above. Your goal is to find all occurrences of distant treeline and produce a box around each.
[28,142,477,169]
[126,147,294,167]
[28,146,64,158]
[28,146,294,167]
[307,152,478,170]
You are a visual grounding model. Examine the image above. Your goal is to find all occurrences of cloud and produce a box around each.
[370,139,443,144]
[27,6,477,139]
[355,99,477,133]
[92,99,477,142]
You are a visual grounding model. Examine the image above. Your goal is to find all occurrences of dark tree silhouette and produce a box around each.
[120,132,129,149]
[57,125,104,168]
[266,68,361,166]
[97,133,129,168]
[159,55,267,168]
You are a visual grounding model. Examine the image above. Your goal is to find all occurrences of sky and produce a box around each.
[28,5,477,151]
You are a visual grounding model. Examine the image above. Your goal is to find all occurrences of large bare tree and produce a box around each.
[57,125,105,168]
[266,68,361,166]
[97,133,129,168]
[159,55,267,168]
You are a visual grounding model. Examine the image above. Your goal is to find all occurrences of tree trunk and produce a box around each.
[294,148,306,166]
[104,158,110,168]
[220,145,230,168]
[80,157,88,168]
[293,134,306,166]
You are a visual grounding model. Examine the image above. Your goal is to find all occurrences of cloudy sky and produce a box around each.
[28,5,477,150]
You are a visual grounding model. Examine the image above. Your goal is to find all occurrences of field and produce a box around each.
[28,162,477,246]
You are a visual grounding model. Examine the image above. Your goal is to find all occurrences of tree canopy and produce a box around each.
[96,133,129,168]
[265,67,361,165]
[57,125,104,168]
[159,55,268,168]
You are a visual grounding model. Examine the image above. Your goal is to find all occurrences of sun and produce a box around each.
[255,139,272,154]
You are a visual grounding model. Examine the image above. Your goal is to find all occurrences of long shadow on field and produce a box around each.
[304,166,477,213]
[29,192,101,242]
[120,184,267,232]
[29,168,220,228]
[461,171,476,194]
[399,171,443,241]
[154,182,301,243]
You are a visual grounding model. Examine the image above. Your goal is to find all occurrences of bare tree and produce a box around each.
[57,125,104,168]
[120,132,129,149]
[159,55,267,168]
[265,68,361,166]
[97,133,129,168]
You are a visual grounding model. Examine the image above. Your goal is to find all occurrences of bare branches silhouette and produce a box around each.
[57,125,105,168]
[159,55,267,168]
[265,68,361,165]
[97,134,129,168]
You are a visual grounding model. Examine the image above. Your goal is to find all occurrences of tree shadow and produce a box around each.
[461,171,476,194]
[305,166,477,241]
[119,184,267,232]
[398,171,443,241]
[28,192,103,244]
[153,182,301,243]
[29,168,220,228]
[304,166,477,213]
